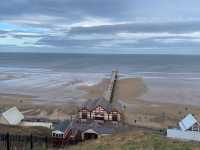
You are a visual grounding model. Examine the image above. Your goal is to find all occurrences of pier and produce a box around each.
[104,70,118,103]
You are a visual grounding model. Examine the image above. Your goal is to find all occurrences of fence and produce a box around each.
[0,133,54,150]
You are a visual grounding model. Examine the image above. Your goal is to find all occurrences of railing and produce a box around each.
[104,70,118,102]
[0,132,53,150]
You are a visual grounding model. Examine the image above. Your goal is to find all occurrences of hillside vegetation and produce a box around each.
[68,131,200,150]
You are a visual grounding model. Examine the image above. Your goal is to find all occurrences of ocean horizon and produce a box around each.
[1,52,200,72]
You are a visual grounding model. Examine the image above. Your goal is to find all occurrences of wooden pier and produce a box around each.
[104,70,118,103]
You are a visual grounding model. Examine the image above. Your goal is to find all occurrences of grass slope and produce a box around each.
[68,132,200,150]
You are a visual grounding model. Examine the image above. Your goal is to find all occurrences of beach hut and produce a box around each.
[179,114,200,131]
[167,113,200,141]
[0,107,24,125]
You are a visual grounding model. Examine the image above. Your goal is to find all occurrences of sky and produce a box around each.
[1,0,200,54]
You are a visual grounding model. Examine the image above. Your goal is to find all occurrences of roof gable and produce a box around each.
[179,114,198,131]
[2,107,24,125]
[82,97,112,112]
[92,105,106,112]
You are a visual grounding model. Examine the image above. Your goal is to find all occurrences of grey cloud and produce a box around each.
[15,19,200,51]
[1,0,200,54]
[0,29,46,39]
[117,38,200,49]
[36,36,109,48]
[12,34,46,39]
[1,0,200,23]
[35,33,200,50]
[0,35,6,38]
[0,30,9,34]
[69,21,200,35]
[0,0,130,22]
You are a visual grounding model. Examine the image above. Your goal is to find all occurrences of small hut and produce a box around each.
[81,126,113,140]
[179,114,200,132]
[167,114,200,141]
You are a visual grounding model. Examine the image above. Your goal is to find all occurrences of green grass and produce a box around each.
[67,132,200,150]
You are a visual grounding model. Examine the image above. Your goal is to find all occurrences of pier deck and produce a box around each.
[104,70,118,103]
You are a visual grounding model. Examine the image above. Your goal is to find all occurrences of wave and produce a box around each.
[1,67,200,81]
[0,67,108,101]
[0,71,106,87]
[120,72,200,80]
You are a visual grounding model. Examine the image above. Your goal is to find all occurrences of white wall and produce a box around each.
[21,121,53,129]
[167,128,200,141]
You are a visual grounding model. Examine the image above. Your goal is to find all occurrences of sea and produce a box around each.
[1,52,200,105]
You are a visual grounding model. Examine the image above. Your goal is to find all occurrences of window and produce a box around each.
[112,114,118,121]
[82,112,87,119]
[95,113,104,120]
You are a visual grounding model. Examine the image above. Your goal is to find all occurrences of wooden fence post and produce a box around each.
[45,136,48,149]
[30,134,33,150]
[6,132,10,150]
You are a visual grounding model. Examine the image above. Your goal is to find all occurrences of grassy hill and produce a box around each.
[68,131,200,150]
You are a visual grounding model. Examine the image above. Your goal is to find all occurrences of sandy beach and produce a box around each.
[0,93,79,120]
[1,76,200,129]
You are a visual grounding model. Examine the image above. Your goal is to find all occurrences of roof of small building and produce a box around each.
[83,129,98,134]
[2,107,24,125]
[22,117,52,123]
[92,126,113,135]
[79,121,114,135]
[82,97,123,113]
[54,120,71,132]
[179,114,198,131]
[56,120,115,136]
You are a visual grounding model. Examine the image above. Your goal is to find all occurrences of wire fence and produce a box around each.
[0,133,55,150]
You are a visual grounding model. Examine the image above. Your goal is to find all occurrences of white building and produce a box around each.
[21,118,53,129]
[0,107,24,125]
[167,114,200,141]
[0,107,53,129]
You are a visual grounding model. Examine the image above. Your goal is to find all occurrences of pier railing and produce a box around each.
[104,70,118,103]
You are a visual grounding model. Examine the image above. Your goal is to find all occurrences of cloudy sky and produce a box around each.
[1,0,200,54]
